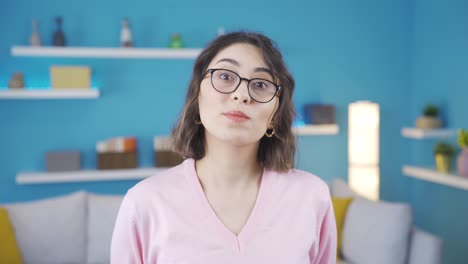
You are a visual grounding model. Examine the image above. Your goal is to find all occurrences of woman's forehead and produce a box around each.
[209,43,269,70]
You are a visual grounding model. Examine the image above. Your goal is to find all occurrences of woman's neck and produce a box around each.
[195,137,262,191]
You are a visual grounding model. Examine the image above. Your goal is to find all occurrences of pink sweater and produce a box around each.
[111,158,337,264]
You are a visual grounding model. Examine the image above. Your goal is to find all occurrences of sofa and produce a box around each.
[1,179,443,264]
[330,179,443,264]
[2,191,123,264]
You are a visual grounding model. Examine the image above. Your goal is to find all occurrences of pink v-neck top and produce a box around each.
[111,158,337,264]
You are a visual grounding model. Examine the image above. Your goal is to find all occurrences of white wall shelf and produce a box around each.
[11,46,202,59]
[16,167,168,184]
[0,89,99,99]
[293,124,339,135]
[401,127,455,139]
[402,165,468,191]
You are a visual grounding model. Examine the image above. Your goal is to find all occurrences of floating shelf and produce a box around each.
[16,167,168,184]
[401,127,455,139]
[293,124,339,135]
[0,89,99,99]
[402,165,468,191]
[11,46,202,59]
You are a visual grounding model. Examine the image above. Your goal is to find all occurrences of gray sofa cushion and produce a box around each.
[408,227,443,264]
[4,191,87,264]
[86,193,123,264]
[342,197,413,264]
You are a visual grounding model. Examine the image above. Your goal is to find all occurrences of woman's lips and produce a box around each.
[223,111,250,122]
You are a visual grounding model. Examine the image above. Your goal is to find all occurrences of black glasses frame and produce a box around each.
[206,68,281,103]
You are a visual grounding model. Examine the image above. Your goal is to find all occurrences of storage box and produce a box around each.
[50,66,91,89]
[303,104,336,124]
[154,151,184,167]
[97,151,137,170]
[153,136,183,167]
[45,151,81,172]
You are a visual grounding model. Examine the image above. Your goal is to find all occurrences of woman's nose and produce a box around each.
[231,79,251,103]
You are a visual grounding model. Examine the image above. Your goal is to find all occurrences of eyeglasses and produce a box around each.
[205,68,281,103]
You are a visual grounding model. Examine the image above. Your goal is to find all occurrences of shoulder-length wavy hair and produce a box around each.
[171,31,296,172]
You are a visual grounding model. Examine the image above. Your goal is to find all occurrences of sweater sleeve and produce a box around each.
[111,195,145,264]
[310,197,337,264]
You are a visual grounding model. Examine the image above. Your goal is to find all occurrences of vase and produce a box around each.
[8,72,25,89]
[457,148,468,177]
[416,116,442,129]
[435,154,451,173]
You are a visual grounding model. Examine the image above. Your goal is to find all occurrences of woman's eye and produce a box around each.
[220,74,231,80]
[254,81,268,89]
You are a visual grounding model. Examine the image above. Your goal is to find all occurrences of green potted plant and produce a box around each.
[457,129,468,177]
[416,104,442,129]
[433,142,455,173]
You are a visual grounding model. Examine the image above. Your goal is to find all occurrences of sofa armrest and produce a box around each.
[408,227,443,264]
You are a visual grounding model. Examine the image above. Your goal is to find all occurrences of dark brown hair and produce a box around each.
[171,31,296,172]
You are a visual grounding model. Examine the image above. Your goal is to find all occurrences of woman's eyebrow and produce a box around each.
[254,67,274,79]
[215,58,274,79]
[216,58,239,66]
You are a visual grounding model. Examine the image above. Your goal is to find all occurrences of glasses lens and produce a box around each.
[211,69,240,93]
[249,79,277,102]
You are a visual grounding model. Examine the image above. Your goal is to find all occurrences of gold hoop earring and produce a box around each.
[265,128,275,138]
[195,120,202,125]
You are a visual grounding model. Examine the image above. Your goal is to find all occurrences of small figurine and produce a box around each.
[30,19,41,46]
[8,73,25,89]
[53,16,66,46]
[169,33,184,48]
[120,18,133,47]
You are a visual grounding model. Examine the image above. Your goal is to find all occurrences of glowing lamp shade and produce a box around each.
[348,101,380,200]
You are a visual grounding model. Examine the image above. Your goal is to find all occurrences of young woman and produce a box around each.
[111,31,337,264]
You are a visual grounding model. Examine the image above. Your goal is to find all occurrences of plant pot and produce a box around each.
[416,116,442,129]
[435,154,452,173]
[457,148,468,177]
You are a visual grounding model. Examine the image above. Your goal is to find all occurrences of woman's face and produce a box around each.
[198,43,279,148]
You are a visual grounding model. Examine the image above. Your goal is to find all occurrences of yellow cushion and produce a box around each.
[332,197,353,261]
[0,207,23,264]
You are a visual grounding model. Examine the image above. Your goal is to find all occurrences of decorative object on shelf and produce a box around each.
[433,142,455,173]
[303,104,335,124]
[120,18,132,47]
[7,72,25,89]
[30,19,41,46]
[50,66,91,89]
[53,16,66,46]
[96,137,138,169]
[415,104,442,129]
[154,136,183,167]
[457,129,468,177]
[169,33,184,48]
[45,150,81,172]
[348,101,380,200]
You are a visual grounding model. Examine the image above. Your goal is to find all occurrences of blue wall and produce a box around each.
[1,0,413,202]
[408,0,468,263]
